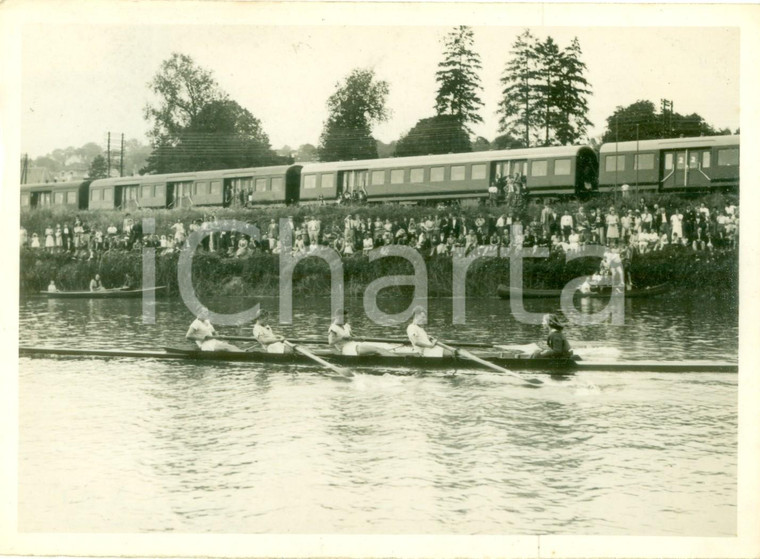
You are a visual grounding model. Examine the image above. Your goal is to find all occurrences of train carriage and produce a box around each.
[298,145,598,203]
[88,165,301,210]
[598,135,739,193]
[20,180,91,210]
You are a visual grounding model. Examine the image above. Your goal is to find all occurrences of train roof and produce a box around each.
[89,164,300,188]
[20,180,90,192]
[599,135,739,154]
[299,145,594,174]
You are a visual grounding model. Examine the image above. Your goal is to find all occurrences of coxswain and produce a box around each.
[89,274,106,292]
[185,308,243,352]
[47,280,58,293]
[252,310,292,354]
[328,309,394,356]
[532,313,574,359]
[406,307,454,357]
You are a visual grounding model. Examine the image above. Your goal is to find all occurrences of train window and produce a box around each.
[211,182,222,195]
[40,193,52,205]
[718,148,739,166]
[409,168,424,183]
[21,194,29,206]
[141,186,152,198]
[664,153,673,170]
[604,155,625,172]
[271,177,284,191]
[431,167,445,182]
[676,153,685,170]
[66,192,77,204]
[371,171,385,185]
[553,159,571,175]
[104,190,112,201]
[689,153,699,169]
[55,192,65,204]
[155,185,165,197]
[321,174,335,190]
[391,169,405,184]
[304,175,317,189]
[634,154,654,170]
[531,160,548,177]
[451,166,466,181]
[91,189,98,201]
[256,178,268,192]
[471,164,487,180]
[702,152,711,168]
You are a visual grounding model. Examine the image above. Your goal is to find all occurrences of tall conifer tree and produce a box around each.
[435,26,484,134]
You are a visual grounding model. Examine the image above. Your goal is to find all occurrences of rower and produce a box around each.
[252,310,292,354]
[89,274,106,292]
[47,280,58,293]
[531,313,574,359]
[579,276,593,294]
[185,308,243,352]
[328,309,394,356]
[406,307,454,357]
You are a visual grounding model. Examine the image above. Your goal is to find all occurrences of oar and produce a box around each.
[282,340,354,379]
[219,335,492,348]
[435,341,543,386]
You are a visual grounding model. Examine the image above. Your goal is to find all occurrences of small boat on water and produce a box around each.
[18,345,738,374]
[497,283,669,299]
[40,286,167,299]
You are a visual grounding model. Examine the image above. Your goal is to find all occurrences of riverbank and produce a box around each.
[21,244,738,302]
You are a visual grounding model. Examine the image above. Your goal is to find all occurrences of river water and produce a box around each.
[18,293,738,535]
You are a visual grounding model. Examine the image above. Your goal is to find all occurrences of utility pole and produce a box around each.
[21,153,29,184]
[120,133,124,177]
[660,99,673,137]
[107,132,111,177]
[635,123,640,195]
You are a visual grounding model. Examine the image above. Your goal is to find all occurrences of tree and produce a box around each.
[499,31,593,146]
[142,53,281,173]
[318,68,390,161]
[471,136,491,152]
[491,133,526,150]
[143,99,284,173]
[498,30,542,147]
[144,53,225,142]
[295,143,318,162]
[87,155,108,179]
[394,115,471,157]
[602,100,727,142]
[435,26,484,133]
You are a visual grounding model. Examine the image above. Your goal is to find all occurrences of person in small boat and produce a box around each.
[47,280,58,293]
[406,307,455,357]
[532,314,573,359]
[185,308,243,352]
[579,276,593,294]
[122,273,134,290]
[252,310,292,354]
[89,274,106,292]
[328,309,394,356]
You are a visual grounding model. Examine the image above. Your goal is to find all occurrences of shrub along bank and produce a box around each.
[21,244,738,303]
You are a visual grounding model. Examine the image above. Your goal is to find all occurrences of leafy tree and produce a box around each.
[376,139,397,159]
[318,68,390,161]
[471,136,491,152]
[491,133,527,150]
[498,30,542,147]
[143,99,284,173]
[144,53,224,142]
[435,26,484,132]
[394,115,471,157]
[87,155,108,179]
[602,100,727,142]
[142,53,280,173]
[295,143,318,162]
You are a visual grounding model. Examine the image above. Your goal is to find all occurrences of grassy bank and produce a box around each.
[21,244,738,302]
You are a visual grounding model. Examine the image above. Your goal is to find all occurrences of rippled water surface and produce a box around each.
[18,294,738,534]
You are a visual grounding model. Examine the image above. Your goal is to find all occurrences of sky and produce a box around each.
[19,22,739,158]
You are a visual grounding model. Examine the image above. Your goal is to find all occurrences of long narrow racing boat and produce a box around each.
[497,283,669,299]
[40,286,167,299]
[18,345,738,374]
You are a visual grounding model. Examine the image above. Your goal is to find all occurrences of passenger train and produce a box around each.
[20,135,739,212]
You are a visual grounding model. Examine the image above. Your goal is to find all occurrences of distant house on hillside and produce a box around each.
[21,166,54,184]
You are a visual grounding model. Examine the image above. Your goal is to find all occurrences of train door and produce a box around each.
[285,167,301,204]
[661,149,711,189]
[114,185,124,209]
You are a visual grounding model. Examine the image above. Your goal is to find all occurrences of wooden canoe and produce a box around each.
[497,283,669,299]
[40,286,167,299]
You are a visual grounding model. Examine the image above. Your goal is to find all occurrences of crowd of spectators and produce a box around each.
[20,197,739,263]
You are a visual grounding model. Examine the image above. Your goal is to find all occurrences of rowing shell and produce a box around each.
[18,346,738,374]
